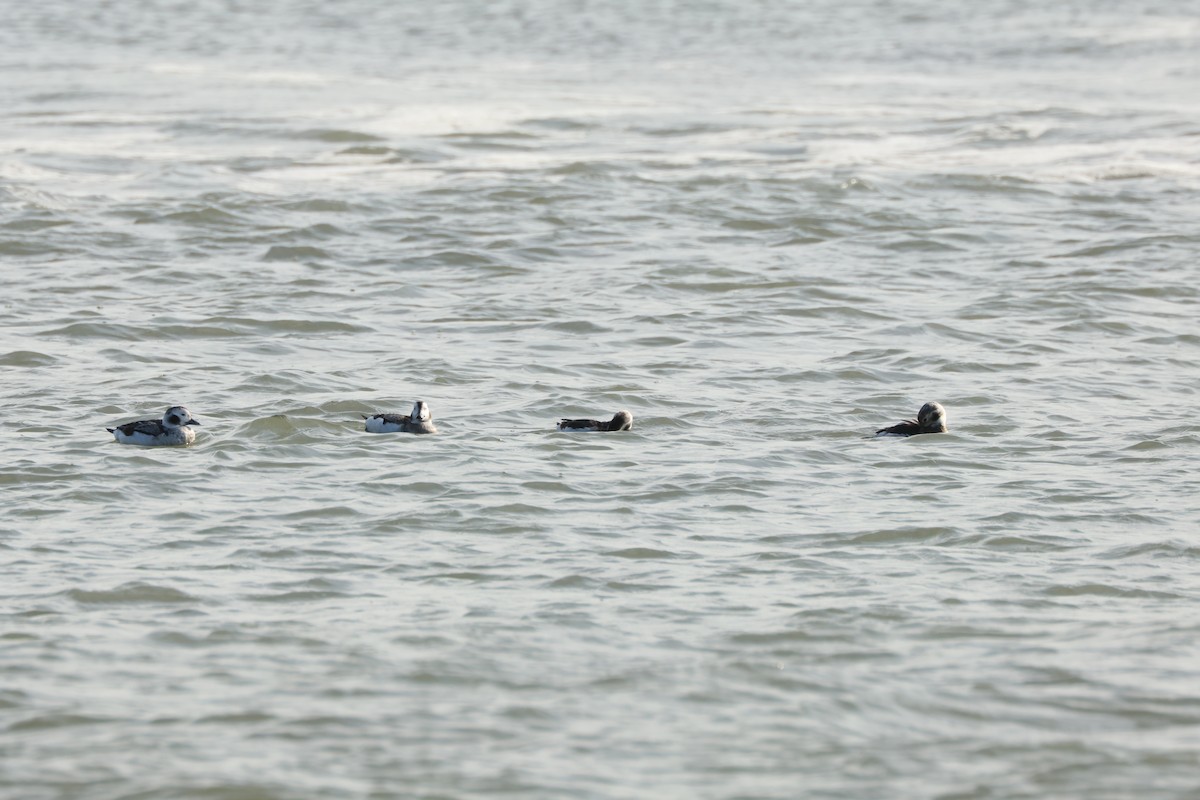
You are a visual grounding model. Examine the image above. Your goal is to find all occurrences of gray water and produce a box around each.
[3,2,1200,798]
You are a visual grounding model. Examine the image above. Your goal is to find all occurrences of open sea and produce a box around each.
[2,1,1199,798]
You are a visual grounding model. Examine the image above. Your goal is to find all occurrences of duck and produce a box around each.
[876,401,947,437]
[363,400,438,434]
[557,409,633,432]
[107,405,201,446]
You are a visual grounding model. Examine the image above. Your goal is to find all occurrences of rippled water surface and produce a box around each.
[3,2,1200,798]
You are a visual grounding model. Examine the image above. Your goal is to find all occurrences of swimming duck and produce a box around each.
[557,410,633,432]
[876,401,947,437]
[107,405,201,446]
[363,400,438,434]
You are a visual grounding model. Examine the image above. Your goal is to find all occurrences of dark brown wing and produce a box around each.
[876,419,920,436]
[559,418,602,431]
[111,419,167,436]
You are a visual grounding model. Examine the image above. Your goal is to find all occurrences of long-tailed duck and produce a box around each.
[876,401,947,437]
[107,405,201,446]
[557,410,633,432]
[363,400,438,434]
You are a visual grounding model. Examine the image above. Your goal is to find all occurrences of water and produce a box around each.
[3,1,1200,798]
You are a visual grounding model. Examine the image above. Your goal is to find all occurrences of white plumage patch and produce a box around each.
[364,415,403,434]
